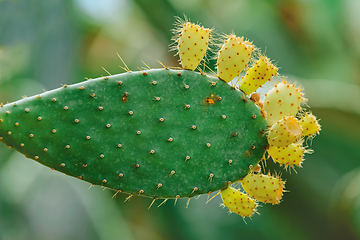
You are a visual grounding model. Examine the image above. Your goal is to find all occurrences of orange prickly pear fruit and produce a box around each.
[268,116,302,147]
[220,186,257,218]
[239,56,278,95]
[241,172,285,205]
[173,21,211,70]
[263,81,305,126]
[217,35,254,82]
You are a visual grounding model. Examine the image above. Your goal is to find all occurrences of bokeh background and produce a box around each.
[0,0,360,239]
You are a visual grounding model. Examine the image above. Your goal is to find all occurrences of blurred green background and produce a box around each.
[0,0,359,239]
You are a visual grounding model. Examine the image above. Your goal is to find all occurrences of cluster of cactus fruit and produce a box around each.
[0,17,320,219]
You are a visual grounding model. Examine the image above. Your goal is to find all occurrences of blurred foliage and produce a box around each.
[0,0,360,239]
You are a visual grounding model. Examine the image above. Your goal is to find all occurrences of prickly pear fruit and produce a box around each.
[263,81,305,126]
[239,56,278,95]
[0,69,268,199]
[172,21,211,70]
[220,186,257,218]
[217,35,254,82]
[300,113,321,137]
[268,141,306,168]
[268,116,302,147]
[241,173,285,204]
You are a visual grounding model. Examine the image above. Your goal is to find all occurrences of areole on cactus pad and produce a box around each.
[0,16,320,218]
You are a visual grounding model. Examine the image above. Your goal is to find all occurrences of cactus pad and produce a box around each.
[0,69,268,199]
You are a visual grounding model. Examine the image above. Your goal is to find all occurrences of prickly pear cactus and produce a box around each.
[0,17,320,218]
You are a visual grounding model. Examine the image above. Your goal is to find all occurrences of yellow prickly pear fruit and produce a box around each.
[174,22,211,70]
[241,173,285,205]
[263,81,305,126]
[220,186,257,218]
[239,56,278,95]
[300,113,321,137]
[268,116,302,147]
[268,141,305,168]
[217,35,254,82]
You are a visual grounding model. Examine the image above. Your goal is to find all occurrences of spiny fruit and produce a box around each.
[239,56,278,96]
[241,173,285,205]
[220,186,257,218]
[172,19,211,70]
[0,17,321,218]
[268,141,306,168]
[216,35,254,83]
[268,116,302,147]
[263,81,305,126]
[300,113,321,137]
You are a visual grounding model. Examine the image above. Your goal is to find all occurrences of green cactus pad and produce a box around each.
[0,69,268,199]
